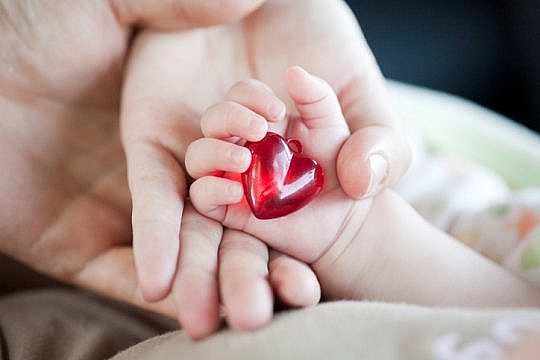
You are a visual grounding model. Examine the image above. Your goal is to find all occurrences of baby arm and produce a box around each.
[186,66,540,323]
[316,190,540,307]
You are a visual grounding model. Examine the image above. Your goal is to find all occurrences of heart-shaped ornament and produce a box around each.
[242,132,324,219]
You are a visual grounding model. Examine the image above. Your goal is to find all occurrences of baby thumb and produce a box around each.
[284,66,348,131]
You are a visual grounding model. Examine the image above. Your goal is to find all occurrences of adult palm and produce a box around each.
[123,0,408,300]
[0,0,265,315]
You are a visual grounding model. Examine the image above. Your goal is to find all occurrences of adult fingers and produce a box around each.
[121,35,202,302]
[268,250,321,307]
[219,229,273,331]
[74,246,177,318]
[111,0,266,31]
[123,140,186,302]
[172,204,223,340]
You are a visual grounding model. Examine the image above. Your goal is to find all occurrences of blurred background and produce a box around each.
[344,0,540,132]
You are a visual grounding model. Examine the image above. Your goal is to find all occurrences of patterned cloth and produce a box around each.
[395,134,540,288]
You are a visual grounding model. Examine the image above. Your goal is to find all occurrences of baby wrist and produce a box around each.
[312,195,378,300]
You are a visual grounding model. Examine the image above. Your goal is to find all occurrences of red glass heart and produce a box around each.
[242,132,324,219]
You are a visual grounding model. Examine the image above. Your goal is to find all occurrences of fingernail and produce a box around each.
[248,115,268,139]
[364,154,388,198]
[231,147,249,166]
[228,183,244,200]
[267,101,286,121]
[293,65,311,78]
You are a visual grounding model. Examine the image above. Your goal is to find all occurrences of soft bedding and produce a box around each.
[392,81,540,288]
[396,134,540,288]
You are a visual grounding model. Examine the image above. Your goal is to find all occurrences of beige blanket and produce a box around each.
[1,288,540,359]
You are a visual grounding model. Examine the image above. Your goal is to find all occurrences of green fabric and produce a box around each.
[390,81,540,188]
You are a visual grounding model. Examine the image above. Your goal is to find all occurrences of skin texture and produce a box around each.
[0,0,141,307]
[0,0,321,334]
[3,0,538,345]
[189,67,540,317]
[186,67,356,264]
[1,0,409,339]
[508,332,540,359]
[122,0,409,337]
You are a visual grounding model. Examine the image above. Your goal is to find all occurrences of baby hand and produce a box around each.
[186,66,356,265]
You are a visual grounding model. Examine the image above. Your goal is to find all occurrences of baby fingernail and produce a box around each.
[231,147,249,165]
[364,154,388,198]
[249,115,268,137]
[228,183,244,200]
[267,101,286,121]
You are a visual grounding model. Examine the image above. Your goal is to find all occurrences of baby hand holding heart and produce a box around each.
[242,131,324,220]
[185,66,357,264]
[185,66,535,315]
[185,66,392,312]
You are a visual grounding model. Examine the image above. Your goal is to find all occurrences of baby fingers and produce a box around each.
[189,176,244,221]
[219,229,273,331]
[226,79,286,123]
[200,79,286,143]
[201,101,268,142]
[185,138,251,179]
[269,251,321,308]
[285,66,347,131]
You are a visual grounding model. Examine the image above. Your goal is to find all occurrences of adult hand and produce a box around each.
[0,0,290,316]
[122,0,410,337]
